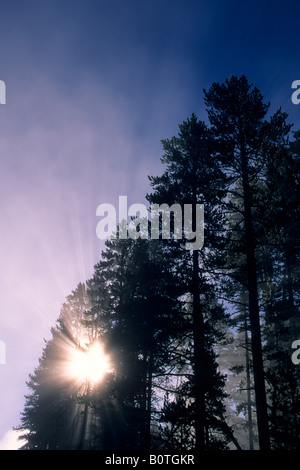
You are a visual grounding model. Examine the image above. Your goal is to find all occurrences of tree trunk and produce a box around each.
[240,143,270,450]
[244,314,254,450]
[191,151,207,450]
[192,246,206,450]
[141,353,153,450]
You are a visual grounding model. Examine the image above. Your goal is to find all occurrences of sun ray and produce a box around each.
[67,341,111,384]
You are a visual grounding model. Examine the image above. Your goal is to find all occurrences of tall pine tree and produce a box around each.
[147,114,235,450]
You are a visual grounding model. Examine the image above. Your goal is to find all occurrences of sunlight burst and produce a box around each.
[68,341,110,384]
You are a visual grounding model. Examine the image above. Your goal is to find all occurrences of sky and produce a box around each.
[0,0,299,450]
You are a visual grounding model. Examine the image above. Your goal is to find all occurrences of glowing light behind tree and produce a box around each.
[68,341,111,385]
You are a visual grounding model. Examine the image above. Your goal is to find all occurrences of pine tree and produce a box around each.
[203,75,272,449]
[87,236,183,449]
[258,126,300,449]
[203,74,300,449]
[17,283,92,449]
[147,114,234,450]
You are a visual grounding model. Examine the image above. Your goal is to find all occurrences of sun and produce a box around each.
[68,341,110,384]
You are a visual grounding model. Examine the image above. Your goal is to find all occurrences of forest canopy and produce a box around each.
[16,75,300,451]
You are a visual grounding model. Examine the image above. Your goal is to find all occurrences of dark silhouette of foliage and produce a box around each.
[17,76,299,451]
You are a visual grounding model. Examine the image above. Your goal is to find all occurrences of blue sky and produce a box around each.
[0,0,299,449]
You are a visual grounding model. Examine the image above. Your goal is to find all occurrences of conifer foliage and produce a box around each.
[17,76,299,450]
